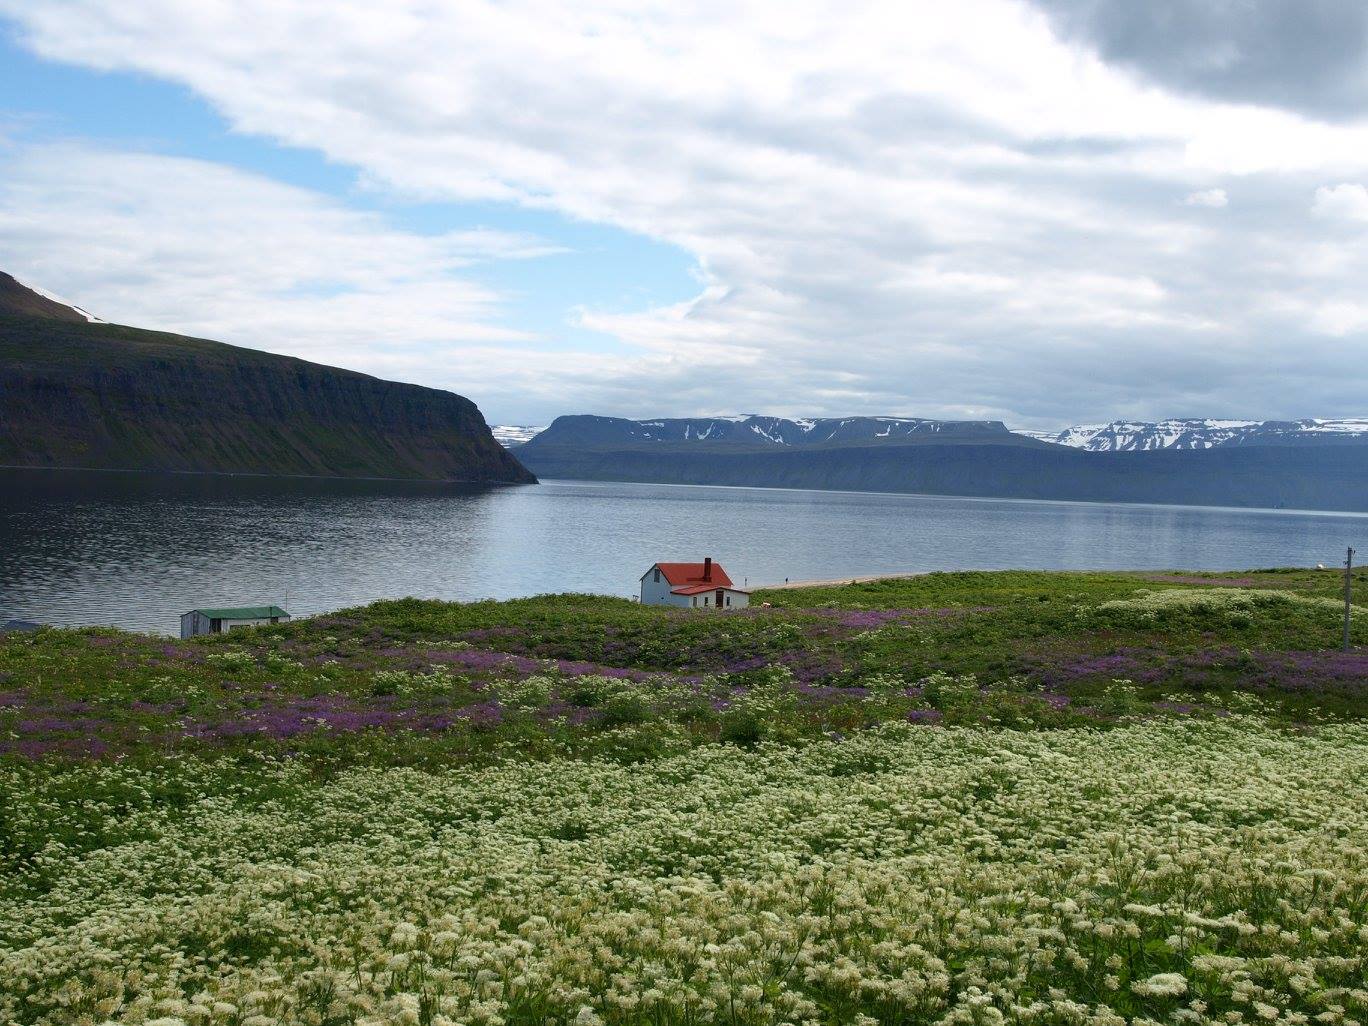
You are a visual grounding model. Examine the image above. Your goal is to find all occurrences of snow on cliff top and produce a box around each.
[13,274,105,323]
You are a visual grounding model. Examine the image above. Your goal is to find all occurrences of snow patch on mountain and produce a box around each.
[1019,418,1368,451]
[13,275,104,323]
[490,425,546,446]
[1300,418,1368,433]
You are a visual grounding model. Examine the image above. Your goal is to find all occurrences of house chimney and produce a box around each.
[703,557,712,581]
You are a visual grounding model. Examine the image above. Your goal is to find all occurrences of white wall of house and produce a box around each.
[688,588,750,609]
[640,566,682,606]
[673,588,751,609]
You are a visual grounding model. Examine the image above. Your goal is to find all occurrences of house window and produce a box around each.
[653,568,660,583]
[726,596,731,607]
[703,596,710,606]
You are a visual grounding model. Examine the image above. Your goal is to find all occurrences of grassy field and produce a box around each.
[2,569,1367,1025]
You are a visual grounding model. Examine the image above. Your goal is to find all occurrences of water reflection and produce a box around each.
[1,468,1363,632]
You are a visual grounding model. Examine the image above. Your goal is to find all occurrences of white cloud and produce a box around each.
[1184,188,1228,208]
[0,143,572,398]
[1312,183,1368,222]
[1308,300,1368,337]
[7,1,1368,424]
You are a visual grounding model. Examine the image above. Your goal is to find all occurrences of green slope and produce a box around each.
[0,312,535,482]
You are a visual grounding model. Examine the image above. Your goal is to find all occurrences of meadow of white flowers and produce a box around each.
[3,718,1367,1026]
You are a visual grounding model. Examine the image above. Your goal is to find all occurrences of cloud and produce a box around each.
[1312,183,1368,221]
[0,142,571,397]
[1184,188,1228,208]
[7,1,1368,426]
[1029,0,1368,122]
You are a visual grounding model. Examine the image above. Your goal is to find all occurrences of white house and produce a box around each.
[640,558,750,609]
[180,605,290,638]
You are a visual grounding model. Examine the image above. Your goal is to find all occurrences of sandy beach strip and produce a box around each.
[756,571,931,590]
[757,567,1288,591]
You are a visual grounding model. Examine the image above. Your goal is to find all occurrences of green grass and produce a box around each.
[3,568,1368,1024]
[5,568,1368,768]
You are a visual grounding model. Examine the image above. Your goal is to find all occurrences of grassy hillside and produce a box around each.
[2,569,1367,1023]
[0,313,535,482]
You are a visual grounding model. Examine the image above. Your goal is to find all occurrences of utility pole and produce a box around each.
[1344,547,1355,653]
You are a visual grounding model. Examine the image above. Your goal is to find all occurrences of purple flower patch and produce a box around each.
[804,607,988,629]
[1032,644,1368,696]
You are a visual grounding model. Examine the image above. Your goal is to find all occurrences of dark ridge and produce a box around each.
[0,308,535,484]
[524,413,1042,451]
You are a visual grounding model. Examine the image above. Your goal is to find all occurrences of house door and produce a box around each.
[715,589,724,608]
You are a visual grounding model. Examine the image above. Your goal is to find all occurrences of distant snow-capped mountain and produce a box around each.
[512,412,1368,510]
[521,414,1021,449]
[1018,419,1368,451]
[490,425,546,447]
[501,415,1368,453]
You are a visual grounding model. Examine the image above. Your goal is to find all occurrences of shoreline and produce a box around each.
[757,571,932,590]
[754,566,1303,591]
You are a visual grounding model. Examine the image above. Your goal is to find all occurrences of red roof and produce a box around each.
[649,561,735,588]
[670,583,749,596]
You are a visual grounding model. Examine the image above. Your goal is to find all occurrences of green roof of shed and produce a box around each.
[184,606,289,619]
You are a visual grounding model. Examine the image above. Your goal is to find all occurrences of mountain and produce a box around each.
[516,413,1368,511]
[0,273,535,483]
[521,413,1037,450]
[1017,418,1368,451]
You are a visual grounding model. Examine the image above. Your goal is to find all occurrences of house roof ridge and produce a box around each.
[646,560,736,587]
[184,605,289,619]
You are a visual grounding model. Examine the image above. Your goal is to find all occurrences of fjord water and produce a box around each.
[2,468,1365,633]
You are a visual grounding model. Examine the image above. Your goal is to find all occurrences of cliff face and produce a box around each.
[0,313,535,483]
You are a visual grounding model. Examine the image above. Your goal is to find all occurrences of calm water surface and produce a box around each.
[2,468,1365,633]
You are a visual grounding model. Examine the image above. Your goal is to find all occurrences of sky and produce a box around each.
[3,1,1368,429]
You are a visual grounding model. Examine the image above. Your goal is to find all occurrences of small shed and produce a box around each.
[640,558,750,609]
[180,605,290,639]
